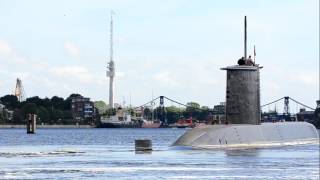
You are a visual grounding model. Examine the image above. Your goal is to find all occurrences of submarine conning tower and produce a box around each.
[221,65,262,125]
[220,16,262,125]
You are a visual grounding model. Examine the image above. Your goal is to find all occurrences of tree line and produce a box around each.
[0,93,216,125]
[0,94,83,125]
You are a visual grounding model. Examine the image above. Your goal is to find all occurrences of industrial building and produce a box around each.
[296,108,315,122]
[209,102,226,124]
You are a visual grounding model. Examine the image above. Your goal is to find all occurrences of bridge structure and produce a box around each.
[134,95,317,124]
[134,96,208,125]
[261,96,316,121]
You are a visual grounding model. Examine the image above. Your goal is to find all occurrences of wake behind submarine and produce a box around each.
[172,16,319,149]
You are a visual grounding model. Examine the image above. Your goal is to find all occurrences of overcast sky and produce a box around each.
[0,0,319,113]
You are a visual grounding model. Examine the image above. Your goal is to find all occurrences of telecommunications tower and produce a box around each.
[106,12,115,108]
[14,78,25,102]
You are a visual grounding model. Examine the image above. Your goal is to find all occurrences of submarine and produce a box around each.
[173,16,319,149]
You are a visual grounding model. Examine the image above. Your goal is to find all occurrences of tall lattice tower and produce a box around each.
[106,12,115,108]
[14,78,25,102]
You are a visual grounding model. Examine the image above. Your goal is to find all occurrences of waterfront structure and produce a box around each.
[261,111,282,122]
[0,102,13,122]
[297,108,315,122]
[0,103,4,113]
[211,102,226,124]
[71,96,95,121]
[173,16,319,149]
[107,13,115,109]
[26,113,36,134]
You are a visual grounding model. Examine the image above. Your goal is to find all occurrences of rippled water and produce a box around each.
[0,128,319,179]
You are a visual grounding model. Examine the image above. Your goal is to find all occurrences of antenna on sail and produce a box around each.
[254,45,256,63]
[244,16,247,60]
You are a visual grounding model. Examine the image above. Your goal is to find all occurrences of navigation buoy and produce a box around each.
[27,114,36,134]
[135,139,152,152]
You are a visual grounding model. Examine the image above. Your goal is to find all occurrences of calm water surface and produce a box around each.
[0,128,319,179]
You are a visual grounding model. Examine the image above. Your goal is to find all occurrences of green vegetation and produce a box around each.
[94,101,108,115]
[0,94,213,125]
[143,102,212,124]
[0,94,82,125]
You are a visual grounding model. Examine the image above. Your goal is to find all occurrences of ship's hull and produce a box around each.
[98,122,141,128]
[172,122,319,149]
[169,123,193,128]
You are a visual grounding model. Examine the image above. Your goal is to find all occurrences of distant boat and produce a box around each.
[98,108,142,128]
[170,118,194,128]
[99,115,141,128]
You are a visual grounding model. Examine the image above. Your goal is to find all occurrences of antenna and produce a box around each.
[107,11,115,109]
[244,16,247,60]
[254,45,256,63]
[110,11,114,63]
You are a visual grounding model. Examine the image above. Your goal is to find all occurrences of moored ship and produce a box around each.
[98,108,142,128]
[170,118,194,128]
[99,115,142,128]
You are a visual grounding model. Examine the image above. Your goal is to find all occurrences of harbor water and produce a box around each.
[0,128,319,179]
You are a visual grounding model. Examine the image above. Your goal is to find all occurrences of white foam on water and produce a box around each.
[2,172,32,179]
[0,149,85,157]
[168,175,319,179]
[167,175,273,179]
[22,166,237,173]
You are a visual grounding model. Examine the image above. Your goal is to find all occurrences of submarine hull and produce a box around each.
[172,122,319,149]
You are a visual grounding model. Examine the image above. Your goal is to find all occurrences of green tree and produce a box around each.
[26,96,42,105]
[22,103,38,115]
[50,109,64,124]
[186,102,200,109]
[12,109,23,124]
[63,110,73,120]
[0,95,19,110]
[166,106,181,124]
[94,101,107,115]
[51,96,65,110]
[0,112,4,123]
[41,97,52,108]
[185,102,201,119]
[37,106,50,124]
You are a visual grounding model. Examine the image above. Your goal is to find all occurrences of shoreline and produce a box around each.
[0,124,95,129]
